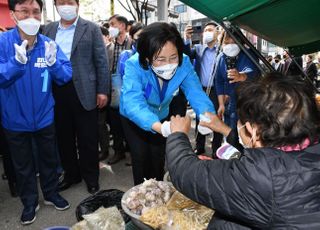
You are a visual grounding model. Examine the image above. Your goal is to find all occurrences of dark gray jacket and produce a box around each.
[44,17,110,111]
[166,132,320,229]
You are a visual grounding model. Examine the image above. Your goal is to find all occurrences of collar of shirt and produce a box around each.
[58,16,79,30]
[27,36,38,51]
[115,35,129,46]
[203,43,217,52]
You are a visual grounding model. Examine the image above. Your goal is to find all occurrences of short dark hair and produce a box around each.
[204,21,217,29]
[8,0,43,11]
[137,22,184,70]
[53,0,79,5]
[102,21,109,29]
[129,22,144,38]
[109,15,128,29]
[128,20,135,26]
[100,26,109,36]
[236,72,320,147]
[275,54,281,60]
[108,14,119,21]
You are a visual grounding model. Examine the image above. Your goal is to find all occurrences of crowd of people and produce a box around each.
[0,0,319,228]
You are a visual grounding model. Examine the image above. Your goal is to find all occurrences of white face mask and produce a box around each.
[151,63,178,80]
[223,44,241,57]
[109,27,119,38]
[237,124,255,148]
[57,5,78,21]
[13,15,40,36]
[202,31,214,44]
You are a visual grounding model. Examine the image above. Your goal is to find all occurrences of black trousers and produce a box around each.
[98,107,109,155]
[4,124,59,207]
[168,90,187,117]
[195,87,223,155]
[0,125,16,184]
[53,82,99,187]
[121,116,166,185]
[108,107,126,154]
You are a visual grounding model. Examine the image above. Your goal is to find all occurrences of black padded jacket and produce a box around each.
[166,132,320,229]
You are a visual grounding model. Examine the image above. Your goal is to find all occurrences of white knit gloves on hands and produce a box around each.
[197,114,213,135]
[14,40,28,64]
[161,121,172,138]
[45,41,57,66]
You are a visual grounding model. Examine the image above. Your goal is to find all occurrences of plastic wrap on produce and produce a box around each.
[72,206,125,230]
[140,191,214,230]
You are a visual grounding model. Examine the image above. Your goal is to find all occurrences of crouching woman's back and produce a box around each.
[166,73,320,229]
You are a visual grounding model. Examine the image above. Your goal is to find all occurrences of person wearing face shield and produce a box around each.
[0,0,72,225]
[183,22,223,157]
[215,31,259,129]
[43,0,109,194]
[120,22,215,185]
[166,73,320,229]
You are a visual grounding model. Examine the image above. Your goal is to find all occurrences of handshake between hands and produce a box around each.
[14,40,57,66]
[161,112,224,138]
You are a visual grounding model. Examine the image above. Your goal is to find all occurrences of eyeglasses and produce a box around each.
[153,55,179,65]
[14,9,42,17]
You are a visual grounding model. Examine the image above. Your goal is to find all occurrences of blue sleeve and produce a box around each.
[215,56,226,96]
[0,36,26,88]
[238,52,260,80]
[48,44,72,86]
[117,50,132,78]
[180,56,216,117]
[183,41,197,60]
[120,58,159,132]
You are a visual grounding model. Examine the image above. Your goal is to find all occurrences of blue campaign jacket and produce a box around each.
[0,27,72,132]
[215,51,259,113]
[117,45,136,78]
[120,53,215,132]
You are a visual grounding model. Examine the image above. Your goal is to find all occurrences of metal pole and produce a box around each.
[285,51,319,93]
[42,0,47,24]
[157,0,168,21]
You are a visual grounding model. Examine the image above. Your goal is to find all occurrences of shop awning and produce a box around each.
[0,0,15,28]
[179,0,320,56]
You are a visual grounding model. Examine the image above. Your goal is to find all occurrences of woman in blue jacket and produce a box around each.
[120,22,215,185]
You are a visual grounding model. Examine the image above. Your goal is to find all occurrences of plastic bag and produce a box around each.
[110,73,122,108]
[140,191,214,230]
[75,189,130,223]
[72,207,125,230]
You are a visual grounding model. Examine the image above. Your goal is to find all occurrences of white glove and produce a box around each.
[197,114,213,135]
[45,41,57,66]
[14,40,28,64]
[161,121,171,138]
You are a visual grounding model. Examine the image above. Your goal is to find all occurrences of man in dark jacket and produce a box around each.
[44,0,109,194]
[166,73,320,229]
